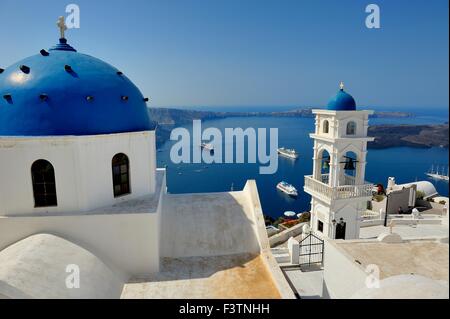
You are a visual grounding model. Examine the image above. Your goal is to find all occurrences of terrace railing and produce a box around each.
[304,175,374,202]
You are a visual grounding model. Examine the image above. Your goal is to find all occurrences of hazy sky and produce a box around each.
[0,0,448,109]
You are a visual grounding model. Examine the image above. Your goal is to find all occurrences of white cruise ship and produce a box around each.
[276,181,298,197]
[277,147,299,159]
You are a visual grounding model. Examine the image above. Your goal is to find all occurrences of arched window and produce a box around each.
[346,121,356,135]
[31,160,57,207]
[112,153,130,197]
[323,120,329,134]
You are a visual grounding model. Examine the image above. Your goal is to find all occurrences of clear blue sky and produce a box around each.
[0,0,448,109]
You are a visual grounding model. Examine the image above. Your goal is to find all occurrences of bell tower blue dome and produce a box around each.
[327,82,356,111]
[0,38,152,136]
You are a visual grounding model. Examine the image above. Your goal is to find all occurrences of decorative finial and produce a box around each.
[57,16,67,39]
[339,81,344,91]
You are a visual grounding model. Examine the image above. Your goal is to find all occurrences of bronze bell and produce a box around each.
[344,158,355,170]
[322,159,330,170]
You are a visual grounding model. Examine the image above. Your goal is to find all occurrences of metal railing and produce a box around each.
[320,173,357,186]
[304,175,374,201]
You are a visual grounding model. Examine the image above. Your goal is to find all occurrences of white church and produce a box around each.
[0,20,295,299]
[0,19,448,299]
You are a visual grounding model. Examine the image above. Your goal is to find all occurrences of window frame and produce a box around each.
[317,220,324,233]
[112,153,131,198]
[322,120,329,134]
[346,121,357,135]
[31,159,58,208]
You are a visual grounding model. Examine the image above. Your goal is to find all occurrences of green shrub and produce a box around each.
[280,219,301,228]
[273,217,286,227]
[373,194,385,202]
[416,190,425,200]
[298,212,311,223]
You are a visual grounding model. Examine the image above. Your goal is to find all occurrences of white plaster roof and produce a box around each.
[398,181,438,198]
[351,274,449,299]
[336,239,449,283]
[0,234,124,299]
[160,191,261,258]
[122,253,282,299]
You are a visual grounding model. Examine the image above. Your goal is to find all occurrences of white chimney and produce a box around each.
[387,177,396,190]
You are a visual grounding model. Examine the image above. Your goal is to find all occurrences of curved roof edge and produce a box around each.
[0,233,124,299]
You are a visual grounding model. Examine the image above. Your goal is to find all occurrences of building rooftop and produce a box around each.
[161,190,261,257]
[335,239,449,282]
[122,253,281,299]
[0,234,124,299]
[360,224,449,240]
[396,180,438,199]
[0,179,295,299]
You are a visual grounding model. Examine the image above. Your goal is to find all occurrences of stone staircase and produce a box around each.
[271,247,291,265]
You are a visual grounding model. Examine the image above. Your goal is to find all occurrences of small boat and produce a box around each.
[277,147,299,159]
[277,181,298,197]
[284,211,296,217]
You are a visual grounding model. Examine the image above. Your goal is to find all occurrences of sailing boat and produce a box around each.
[426,165,449,181]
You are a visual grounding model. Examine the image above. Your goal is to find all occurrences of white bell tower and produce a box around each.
[304,83,375,240]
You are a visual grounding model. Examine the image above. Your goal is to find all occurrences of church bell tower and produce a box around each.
[304,83,375,240]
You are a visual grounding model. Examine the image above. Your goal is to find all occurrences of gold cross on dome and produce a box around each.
[339,81,345,90]
[57,16,67,39]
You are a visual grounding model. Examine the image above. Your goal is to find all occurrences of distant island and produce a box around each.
[148,107,448,149]
[148,107,413,125]
[368,124,449,149]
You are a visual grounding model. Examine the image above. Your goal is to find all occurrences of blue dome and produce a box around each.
[0,39,152,136]
[327,88,356,111]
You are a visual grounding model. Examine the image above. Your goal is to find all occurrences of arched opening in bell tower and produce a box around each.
[340,151,358,185]
[317,149,331,184]
[322,120,330,134]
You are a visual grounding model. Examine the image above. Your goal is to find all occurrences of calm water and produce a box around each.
[157,109,449,219]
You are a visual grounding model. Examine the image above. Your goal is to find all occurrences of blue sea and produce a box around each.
[157,106,449,219]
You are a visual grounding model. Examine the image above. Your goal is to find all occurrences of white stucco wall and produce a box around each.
[322,239,368,298]
[160,189,261,258]
[242,180,297,299]
[311,196,365,240]
[0,212,159,277]
[334,203,360,239]
[0,131,156,216]
[312,110,373,139]
[0,169,166,277]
